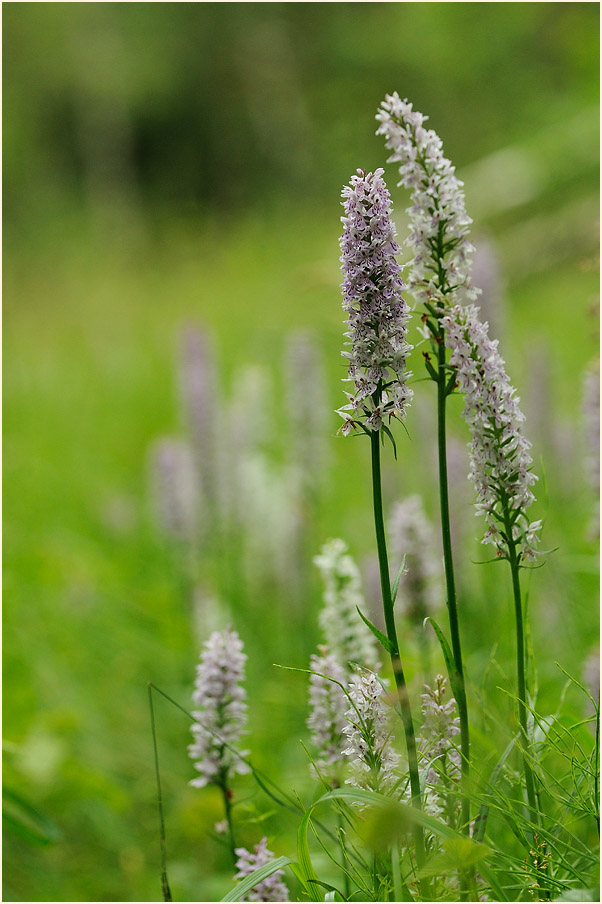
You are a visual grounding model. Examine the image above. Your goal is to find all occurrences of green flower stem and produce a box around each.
[504,527,539,827]
[369,429,426,882]
[436,336,471,834]
[219,777,238,866]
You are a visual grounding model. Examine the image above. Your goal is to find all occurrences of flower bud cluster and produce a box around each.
[234,837,290,902]
[338,168,413,434]
[442,303,541,561]
[341,668,400,794]
[188,628,250,788]
[376,93,479,310]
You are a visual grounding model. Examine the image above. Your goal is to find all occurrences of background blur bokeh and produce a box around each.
[3,3,599,902]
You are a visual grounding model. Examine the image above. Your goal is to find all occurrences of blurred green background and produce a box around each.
[3,3,599,902]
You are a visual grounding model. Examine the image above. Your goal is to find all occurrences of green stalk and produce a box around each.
[436,336,471,834]
[370,430,426,883]
[504,530,539,826]
[219,776,238,866]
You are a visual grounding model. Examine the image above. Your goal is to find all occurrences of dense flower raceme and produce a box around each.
[342,668,400,794]
[376,93,479,310]
[443,303,541,560]
[388,495,443,622]
[307,646,349,778]
[338,168,413,434]
[188,628,250,788]
[418,676,461,820]
[314,539,379,669]
[234,837,290,902]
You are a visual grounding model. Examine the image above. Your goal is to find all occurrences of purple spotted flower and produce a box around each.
[337,168,413,434]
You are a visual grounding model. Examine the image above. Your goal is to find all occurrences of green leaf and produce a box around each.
[381,423,397,460]
[356,607,395,655]
[297,809,323,901]
[391,556,406,605]
[220,856,295,901]
[418,837,490,877]
[424,616,462,704]
[2,787,61,846]
[308,879,347,900]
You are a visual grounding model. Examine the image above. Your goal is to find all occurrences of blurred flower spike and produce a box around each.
[188,628,250,788]
[337,167,413,435]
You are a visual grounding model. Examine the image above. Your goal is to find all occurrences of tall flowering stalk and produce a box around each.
[188,628,249,861]
[443,302,542,822]
[376,92,475,833]
[338,167,425,875]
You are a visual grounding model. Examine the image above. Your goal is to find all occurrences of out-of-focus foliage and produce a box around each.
[3,3,599,902]
[3,2,599,228]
